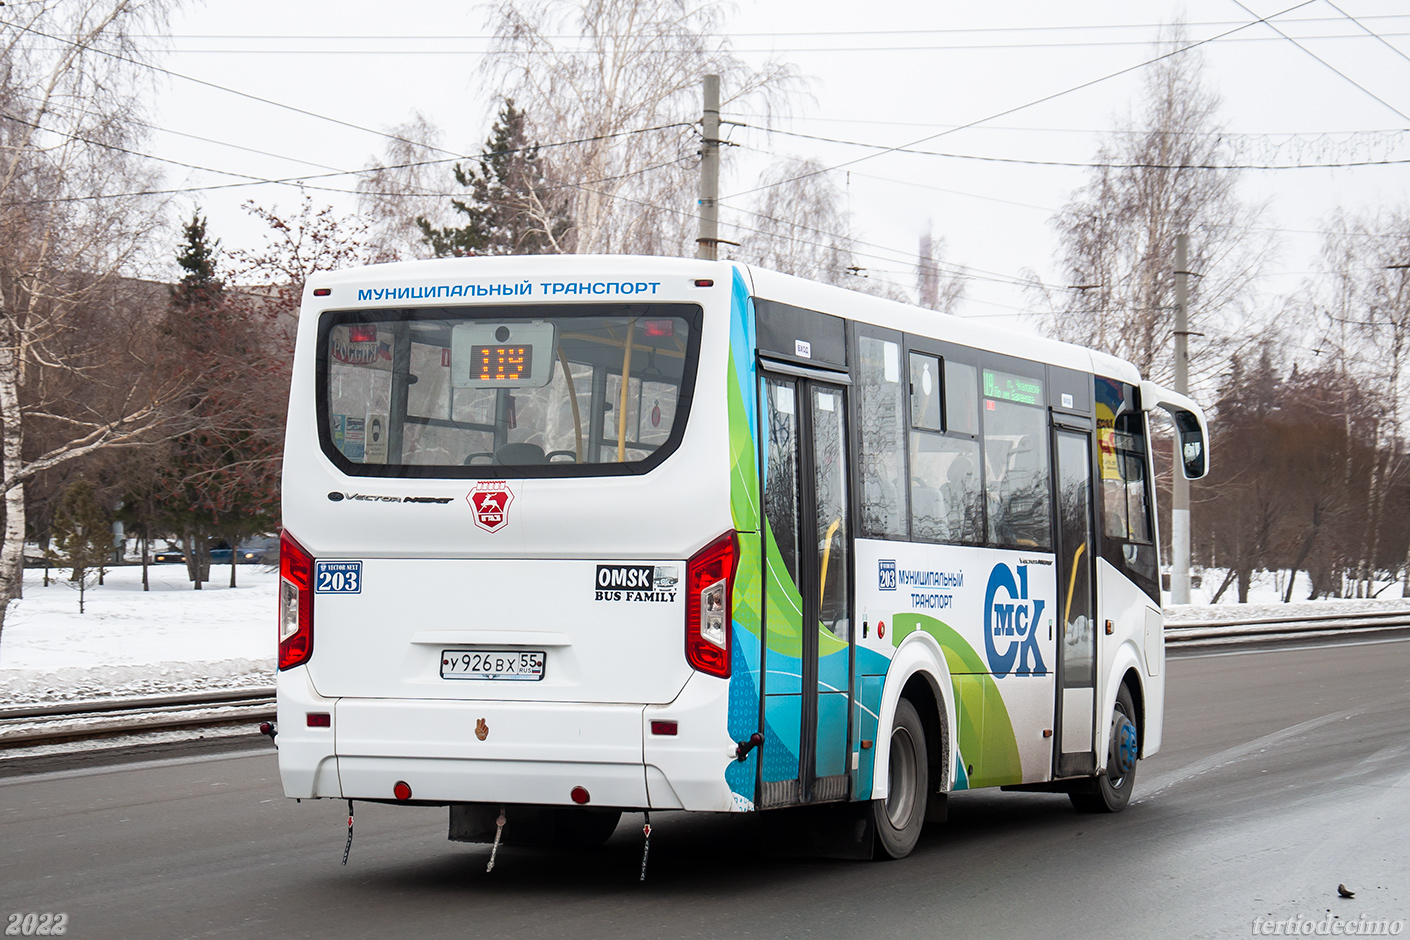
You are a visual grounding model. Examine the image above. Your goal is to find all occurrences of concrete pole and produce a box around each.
[1171,233,1192,605]
[696,74,720,261]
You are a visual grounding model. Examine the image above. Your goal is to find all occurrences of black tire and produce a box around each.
[1070,683,1139,813]
[873,698,929,859]
[552,808,622,848]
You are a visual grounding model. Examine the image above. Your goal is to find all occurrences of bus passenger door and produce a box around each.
[1052,427,1098,777]
[758,370,854,806]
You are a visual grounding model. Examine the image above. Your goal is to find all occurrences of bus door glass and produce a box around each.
[759,370,853,805]
[1053,427,1097,776]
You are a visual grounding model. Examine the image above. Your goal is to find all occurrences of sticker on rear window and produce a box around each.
[314,560,362,594]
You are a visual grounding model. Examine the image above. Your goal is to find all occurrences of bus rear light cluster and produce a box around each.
[685,531,738,678]
[279,531,315,671]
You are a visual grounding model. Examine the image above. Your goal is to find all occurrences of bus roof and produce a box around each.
[302,255,1144,387]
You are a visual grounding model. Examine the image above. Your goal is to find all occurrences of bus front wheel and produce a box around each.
[873,698,928,859]
[1070,683,1138,813]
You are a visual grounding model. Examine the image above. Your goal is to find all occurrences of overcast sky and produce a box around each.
[149,0,1410,331]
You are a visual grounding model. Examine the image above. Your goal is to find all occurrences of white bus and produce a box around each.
[275,255,1208,860]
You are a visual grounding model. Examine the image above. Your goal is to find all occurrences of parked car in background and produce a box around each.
[149,537,278,565]
[236,536,278,565]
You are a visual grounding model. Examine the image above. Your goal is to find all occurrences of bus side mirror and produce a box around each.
[1172,410,1207,480]
[1139,380,1210,481]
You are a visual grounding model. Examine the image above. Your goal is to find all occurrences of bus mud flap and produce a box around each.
[759,801,875,860]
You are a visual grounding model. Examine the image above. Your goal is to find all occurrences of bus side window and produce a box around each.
[908,354,984,545]
[945,361,979,435]
[981,381,1052,550]
[1097,398,1153,543]
[857,335,907,540]
[1096,377,1158,599]
[908,352,942,430]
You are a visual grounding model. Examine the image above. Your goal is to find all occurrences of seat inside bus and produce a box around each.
[462,442,578,466]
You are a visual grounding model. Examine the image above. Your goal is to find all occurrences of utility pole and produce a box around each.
[696,74,720,261]
[1171,233,1192,605]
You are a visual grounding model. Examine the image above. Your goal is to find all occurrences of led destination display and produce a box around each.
[472,344,534,382]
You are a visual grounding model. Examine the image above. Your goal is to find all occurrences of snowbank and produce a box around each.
[0,565,275,705]
[1164,568,1410,622]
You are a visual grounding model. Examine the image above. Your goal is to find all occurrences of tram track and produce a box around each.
[0,688,275,751]
[2,608,1406,751]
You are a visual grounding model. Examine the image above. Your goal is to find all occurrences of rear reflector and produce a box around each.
[306,713,331,728]
[650,720,678,736]
[570,786,590,804]
[685,531,738,678]
[278,531,314,671]
[393,781,412,801]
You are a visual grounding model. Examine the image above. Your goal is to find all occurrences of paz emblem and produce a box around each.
[475,718,489,741]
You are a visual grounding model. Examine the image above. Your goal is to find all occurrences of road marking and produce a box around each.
[1136,706,1366,802]
[0,747,272,788]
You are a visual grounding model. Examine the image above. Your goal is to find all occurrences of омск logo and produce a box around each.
[984,563,1047,677]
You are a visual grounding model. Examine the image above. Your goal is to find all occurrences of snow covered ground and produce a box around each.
[0,564,276,706]
[1165,569,1410,623]
[0,563,1406,707]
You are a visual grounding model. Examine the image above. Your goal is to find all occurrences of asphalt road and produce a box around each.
[2,636,1407,940]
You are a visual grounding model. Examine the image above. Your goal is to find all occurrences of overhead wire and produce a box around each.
[1319,0,1410,67]
[733,122,1410,170]
[722,0,1321,201]
[139,14,1410,40]
[726,112,1410,139]
[0,17,470,158]
[126,30,1410,54]
[1227,0,1410,123]
[5,102,695,204]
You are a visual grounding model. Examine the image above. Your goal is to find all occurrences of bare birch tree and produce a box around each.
[1306,207,1410,594]
[482,0,795,255]
[734,157,857,284]
[0,0,177,642]
[355,112,454,261]
[1033,30,1273,391]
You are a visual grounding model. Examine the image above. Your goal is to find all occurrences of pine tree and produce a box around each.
[50,479,111,614]
[171,213,224,310]
[418,100,570,256]
[159,213,277,589]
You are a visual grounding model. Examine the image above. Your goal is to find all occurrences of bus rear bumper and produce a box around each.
[275,671,740,811]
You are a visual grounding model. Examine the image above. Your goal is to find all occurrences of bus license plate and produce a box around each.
[440,650,545,681]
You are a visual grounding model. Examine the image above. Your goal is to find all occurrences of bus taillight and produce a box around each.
[279,531,315,670]
[685,531,738,678]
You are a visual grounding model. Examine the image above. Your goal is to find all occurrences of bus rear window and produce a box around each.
[317,303,701,477]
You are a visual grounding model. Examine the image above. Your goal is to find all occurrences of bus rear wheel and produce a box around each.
[873,698,928,859]
[1070,683,1138,813]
